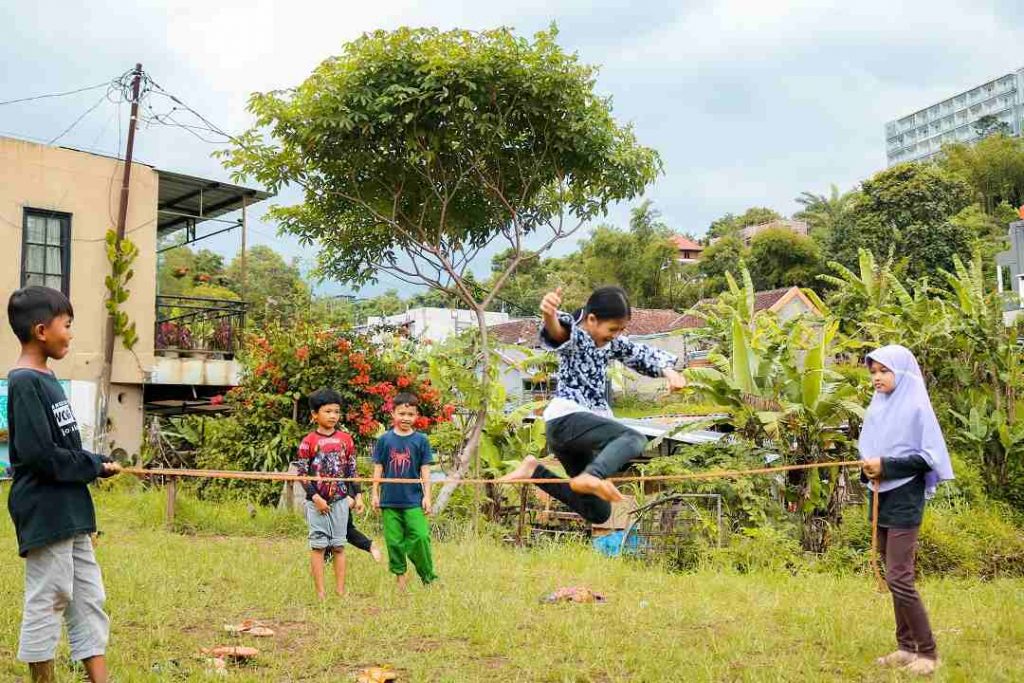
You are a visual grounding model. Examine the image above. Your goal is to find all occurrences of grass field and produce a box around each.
[0,486,1022,682]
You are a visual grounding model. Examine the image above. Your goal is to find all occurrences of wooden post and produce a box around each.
[166,476,177,528]
[516,486,528,546]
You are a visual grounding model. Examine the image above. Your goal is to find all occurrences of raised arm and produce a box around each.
[539,288,569,346]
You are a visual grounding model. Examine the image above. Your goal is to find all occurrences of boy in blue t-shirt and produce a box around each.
[371,392,437,590]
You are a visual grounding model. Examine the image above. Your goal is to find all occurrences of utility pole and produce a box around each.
[96,63,143,454]
[240,196,248,302]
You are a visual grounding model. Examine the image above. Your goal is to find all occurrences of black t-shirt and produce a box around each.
[864,454,932,528]
[6,368,106,557]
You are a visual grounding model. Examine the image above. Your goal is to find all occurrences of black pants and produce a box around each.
[347,515,373,554]
[534,412,647,524]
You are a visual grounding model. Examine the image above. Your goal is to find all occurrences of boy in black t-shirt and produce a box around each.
[6,286,121,683]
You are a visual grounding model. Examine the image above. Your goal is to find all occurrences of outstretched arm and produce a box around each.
[539,288,569,346]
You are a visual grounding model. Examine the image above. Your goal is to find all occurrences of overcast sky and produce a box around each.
[2,0,1021,296]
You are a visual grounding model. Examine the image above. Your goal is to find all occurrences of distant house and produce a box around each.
[738,219,808,245]
[671,235,704,264]
[488,286,822,401]
[363,307,511,343]
[710,219,809,246]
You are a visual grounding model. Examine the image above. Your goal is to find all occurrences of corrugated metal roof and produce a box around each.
[156,170,271,236]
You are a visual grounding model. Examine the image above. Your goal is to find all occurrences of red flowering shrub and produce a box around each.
[197,320,454,483]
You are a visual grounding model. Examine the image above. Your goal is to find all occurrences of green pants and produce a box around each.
[381,507,437,584]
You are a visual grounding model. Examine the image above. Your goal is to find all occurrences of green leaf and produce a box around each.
[731,315,755,394]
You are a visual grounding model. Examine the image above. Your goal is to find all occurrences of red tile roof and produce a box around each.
[671,235,704,252]
[694,287,793,312]
[490,308,696,347]
[490,288,815,347]
[753,287,791,311]
[489,318,540,346]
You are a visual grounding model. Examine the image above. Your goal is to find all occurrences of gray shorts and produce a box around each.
[19,534,109,663]
[305,498,349,550]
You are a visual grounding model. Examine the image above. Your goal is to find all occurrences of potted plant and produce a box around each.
[212,320,234,359]
[184,320,208,359]
[156,321,182,358]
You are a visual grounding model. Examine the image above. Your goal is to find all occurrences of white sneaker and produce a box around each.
[905,657,938,676]
[876,650,917,667]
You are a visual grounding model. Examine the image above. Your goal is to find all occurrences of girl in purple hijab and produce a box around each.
[859,345,954,677]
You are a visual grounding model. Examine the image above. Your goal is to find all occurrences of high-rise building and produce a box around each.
[885,68,1024,166]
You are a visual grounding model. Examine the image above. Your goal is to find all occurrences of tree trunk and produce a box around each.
[433,305,493,515]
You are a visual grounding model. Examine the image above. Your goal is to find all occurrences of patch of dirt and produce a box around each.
[478,655,509,671]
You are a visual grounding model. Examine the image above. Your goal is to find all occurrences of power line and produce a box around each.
[0,81,111,107]
[47,89,111,145]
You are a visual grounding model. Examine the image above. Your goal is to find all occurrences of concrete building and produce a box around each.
[885,68,1024,166]
[995,217,1024,324]
[364,307,511,343]
[0,135,270,462]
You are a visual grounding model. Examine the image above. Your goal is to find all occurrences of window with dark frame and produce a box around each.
[21,209,71,294]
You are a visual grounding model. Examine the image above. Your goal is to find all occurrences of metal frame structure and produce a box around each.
[155,170,271,252]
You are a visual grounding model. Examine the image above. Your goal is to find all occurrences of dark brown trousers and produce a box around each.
[880,527,937,659]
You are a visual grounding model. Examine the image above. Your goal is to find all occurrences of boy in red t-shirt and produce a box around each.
[296,388,379,599]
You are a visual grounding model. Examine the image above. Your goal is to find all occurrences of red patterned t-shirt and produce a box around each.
[295,430,357,503]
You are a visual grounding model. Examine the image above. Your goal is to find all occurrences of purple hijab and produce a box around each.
[858,345,954,497]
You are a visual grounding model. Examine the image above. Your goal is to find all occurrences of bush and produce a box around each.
[639,442,788,532]
[708,524,804,574]
[821,500,1024,579]
[186,319,455,504]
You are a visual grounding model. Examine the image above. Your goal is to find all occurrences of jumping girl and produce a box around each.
[501,286,685,523]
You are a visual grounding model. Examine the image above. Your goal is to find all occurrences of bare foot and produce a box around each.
[396,573,409,592]
[569,473,624,503]
[316,591,326,602]
[498,456,539,482]
[370,543,383,563]
[336,589,346,598]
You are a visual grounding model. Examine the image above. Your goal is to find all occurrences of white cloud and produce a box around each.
[6,0,1024,292]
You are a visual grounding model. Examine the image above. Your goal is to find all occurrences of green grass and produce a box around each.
[1,486,1022,682]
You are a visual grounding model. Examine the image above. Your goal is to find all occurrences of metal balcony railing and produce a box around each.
[155,295,247,358]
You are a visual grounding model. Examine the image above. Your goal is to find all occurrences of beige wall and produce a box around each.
[0,137,159,459]
[0,136,158,385]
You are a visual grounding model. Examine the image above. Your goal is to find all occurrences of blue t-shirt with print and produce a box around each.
[372,430,433,508]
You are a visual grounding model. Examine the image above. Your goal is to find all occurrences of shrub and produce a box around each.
[821,500,1024,579]
[708,524,804,574]
[190,319,454,504]
[639,442,788,532]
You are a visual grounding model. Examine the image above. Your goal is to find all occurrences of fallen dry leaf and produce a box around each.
[224,620,275,637]
[356,665,398,682]
[202,646,259,660]
[540,586,607,604]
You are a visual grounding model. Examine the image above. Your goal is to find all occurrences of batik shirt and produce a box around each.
[296,430,357,503]
[541,312,678,419]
